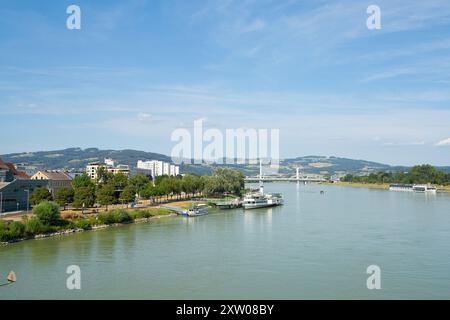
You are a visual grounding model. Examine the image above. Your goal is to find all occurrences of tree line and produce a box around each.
[341,165,450,185]
[29,167,245,210]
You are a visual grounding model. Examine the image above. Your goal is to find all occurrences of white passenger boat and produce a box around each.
[389,183,437,193]
[412,185,437,193]
[243,161,284,210]
[243,192,284,209]
[182,204,209,217]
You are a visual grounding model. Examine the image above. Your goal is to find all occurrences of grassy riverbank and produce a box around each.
[0,206,177,246]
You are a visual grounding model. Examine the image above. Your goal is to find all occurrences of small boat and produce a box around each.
[182,204,209,217]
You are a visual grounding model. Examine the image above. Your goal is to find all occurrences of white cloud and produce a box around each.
[137,112,152,123]
[435,138,450,146]
[382,141,425,146]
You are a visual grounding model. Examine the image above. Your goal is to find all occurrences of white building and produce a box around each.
[137,160,180,179]
[104,158,115,167]
[86,160,130,180]
[170,164,179,176]
[163,162,170,175]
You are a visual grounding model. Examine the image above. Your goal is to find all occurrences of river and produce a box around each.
[1,183,450,299]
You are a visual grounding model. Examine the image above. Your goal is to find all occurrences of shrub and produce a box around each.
[9,221,26,239]
[97,212,116,225]
[74,219,92,230]
[0,230,12,242]
[0,220,7,233]
[0,221,11,242]
[128,211,138,220]
[129,210,150,219]
[30,187,53,205]
[25,217,46,235]
[140,210,151,218]
[113,209,132,223]
[33,201,61,226]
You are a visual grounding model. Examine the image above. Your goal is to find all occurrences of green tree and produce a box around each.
[29,187,53,205]
[32,201,61,226]
[129,174,150,197]
[96,166,114,185]
[73,187,95,209]
[96,183,116,211]
[140,183,156,201]
[181,174,196,197]
[72,173,95,189]
[201,168,244,196]
[54,187,75,210]
[119,184,136,205]
[112,172,129,190]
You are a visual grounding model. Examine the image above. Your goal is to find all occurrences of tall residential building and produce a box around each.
[86,162,102,180]
[170,164,179,176]
[163,162,170,175]
[137,160,180,179]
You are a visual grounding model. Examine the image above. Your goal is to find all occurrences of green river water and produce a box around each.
[1,183,450,299]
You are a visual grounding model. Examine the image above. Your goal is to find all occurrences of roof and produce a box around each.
[0,158,10,170]
[0,158,30,179]
[35,171,72,181]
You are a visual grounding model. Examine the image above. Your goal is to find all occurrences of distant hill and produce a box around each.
[1,148,449,176]
[0,148,171,171]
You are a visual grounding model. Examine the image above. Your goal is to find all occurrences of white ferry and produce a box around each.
[182,204,209,217]
[243,161,284,210]
[389,184,437,193]
[243,191,284,209]
[412,185,437,193]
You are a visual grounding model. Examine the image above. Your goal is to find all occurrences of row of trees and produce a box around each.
[341,165,450,185]
[29,168,245,210]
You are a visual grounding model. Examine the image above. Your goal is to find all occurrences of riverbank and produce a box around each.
[0,206,188,246]
[321,181,450,192]
[321,181,389,189]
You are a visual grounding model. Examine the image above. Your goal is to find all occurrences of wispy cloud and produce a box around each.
[435,138,450,146]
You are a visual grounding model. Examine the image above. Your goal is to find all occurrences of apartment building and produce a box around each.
[86,159,130,180]
[136,160,180,179]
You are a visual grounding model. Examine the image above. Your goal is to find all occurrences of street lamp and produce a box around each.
[0,191,3,216]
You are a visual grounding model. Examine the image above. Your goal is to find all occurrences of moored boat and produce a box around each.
[216,200,242,209]
[243,161,284,210]
[389,183,437,193]
[412,185,437,193]
[182,204,209,217]
[243,192,283,209]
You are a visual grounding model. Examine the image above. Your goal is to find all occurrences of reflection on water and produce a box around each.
[1,183,450,299]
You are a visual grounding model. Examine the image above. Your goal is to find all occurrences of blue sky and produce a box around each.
[1,0,450,166]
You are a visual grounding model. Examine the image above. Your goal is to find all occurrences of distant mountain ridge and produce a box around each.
[1,148,449,176]
[0,148,171,170]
